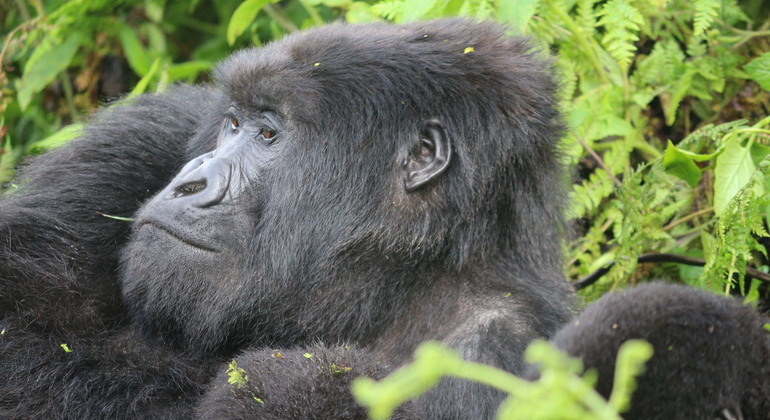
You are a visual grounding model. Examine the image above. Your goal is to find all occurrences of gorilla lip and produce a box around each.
[137,220,220,253]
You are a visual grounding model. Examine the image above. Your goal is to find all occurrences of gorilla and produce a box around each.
[1,19,572,418]
[528,283,770,419]
[0,18,766,419]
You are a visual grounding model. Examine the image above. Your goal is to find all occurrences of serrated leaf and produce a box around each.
[693,0,718,37]
[663,67,695,125]
[17,32,83,110]
[745,52,770,91]
[662,141,701,187]
[119,24,151,76]
[227,0,274,45]
[714,140,754,216]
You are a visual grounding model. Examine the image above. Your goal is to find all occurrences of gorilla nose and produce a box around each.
[167,155,231,208]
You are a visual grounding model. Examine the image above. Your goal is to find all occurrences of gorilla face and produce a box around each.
[119,19,564,356]
[121,106,286,353]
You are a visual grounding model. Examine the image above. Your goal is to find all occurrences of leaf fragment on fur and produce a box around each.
[227,360,248,388]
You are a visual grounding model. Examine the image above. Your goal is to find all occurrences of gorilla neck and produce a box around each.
[290,247,570,354]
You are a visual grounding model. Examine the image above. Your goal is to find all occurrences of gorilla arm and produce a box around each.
[0,86,217,319]
[0,87,220,418]
[196,345,417,420]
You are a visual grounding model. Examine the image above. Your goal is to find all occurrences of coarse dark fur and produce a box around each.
[4,18,765,420]
[533,283,770,419]
[196,345,415,419]
[1,19,574,419]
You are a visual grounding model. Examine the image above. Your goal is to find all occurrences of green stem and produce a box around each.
[58,73,77,122]
[445,359,522,393]
[13,0,31,21]
[263,4,299,33]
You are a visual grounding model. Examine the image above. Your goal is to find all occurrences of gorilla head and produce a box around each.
[120,19,566,356]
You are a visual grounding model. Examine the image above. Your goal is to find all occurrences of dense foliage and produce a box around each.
[2,0,769,418]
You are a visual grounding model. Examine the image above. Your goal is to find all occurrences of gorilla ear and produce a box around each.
[403,120,453,192]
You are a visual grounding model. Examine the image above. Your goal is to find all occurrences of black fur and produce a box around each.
[196,345,415,419]
[5,19,764,420]
[1,19,573,419]
[537,283,770,419]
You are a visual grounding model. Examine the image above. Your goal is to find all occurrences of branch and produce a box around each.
[573,253,770,290]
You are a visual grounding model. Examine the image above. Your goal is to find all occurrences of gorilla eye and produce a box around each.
[229,117,240,130]
[260,127,276,141]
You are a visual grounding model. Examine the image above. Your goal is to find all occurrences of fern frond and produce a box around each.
[371,0,404,20]
[576,0,598,32]
[459,0,494,19]
[693,0,719,37]
[567,169,616,220]
[701,157,770,292]
[679,119,748,148]
[597,0,643,71]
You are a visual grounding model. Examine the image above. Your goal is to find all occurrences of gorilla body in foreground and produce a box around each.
[528,283,770,420]
[0,19,767,419]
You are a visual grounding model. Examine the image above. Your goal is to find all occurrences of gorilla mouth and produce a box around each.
[137,220,220,253]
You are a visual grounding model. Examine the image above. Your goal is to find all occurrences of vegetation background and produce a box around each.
[1,0,769,418]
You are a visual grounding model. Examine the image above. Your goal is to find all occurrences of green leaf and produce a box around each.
[497,0,537,33]
[26,123,84,154]
[97,212,135,222]
[345,2,381,23]
[129,57,164,97]
[400,0,437,22]
[662,141,701,187]
[663,67,695,126]
[227,0,275,46]
[745,52,770,91]
[714,140,755,216]
[17,32,83,110]
[693,0,718,37]
[597,0,643,71]
[119,24,151,76]
[144,0,165,22]
[166,60,213,81]
[608,340,653,413]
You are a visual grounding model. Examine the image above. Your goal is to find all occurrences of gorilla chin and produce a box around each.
[121,216,259,355]
[135,221,221,253]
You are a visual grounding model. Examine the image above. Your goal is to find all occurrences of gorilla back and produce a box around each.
[1,20,573,418]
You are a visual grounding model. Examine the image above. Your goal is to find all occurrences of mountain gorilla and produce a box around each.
[1,19,572,418]
[527,283,770,419]
[0,18,766,419]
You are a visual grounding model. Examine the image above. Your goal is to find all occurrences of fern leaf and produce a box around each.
[576,0,598,32]
[371,0,403,21]
[597,0,643,71]
[693,0,719,37]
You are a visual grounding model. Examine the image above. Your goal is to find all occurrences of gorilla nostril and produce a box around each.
[173,180,207,198]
